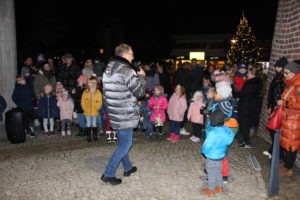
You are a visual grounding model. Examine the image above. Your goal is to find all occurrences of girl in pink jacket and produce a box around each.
[187,91,205,142]
[167,84,187,142]
[57,90,74,136]
[148,85,168,136]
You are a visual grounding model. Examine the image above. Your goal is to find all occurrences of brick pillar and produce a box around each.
[258,0,300,167]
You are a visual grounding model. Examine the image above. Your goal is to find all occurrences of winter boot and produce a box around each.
[106,131,112,143]
[171,134,180,142]
[92,127,98,142]
[86,128,92,143]
[215,186,224,193]
[167,133,175,141]
[76,128,85,137]
[201,188,215,196]
[112,131,117,142]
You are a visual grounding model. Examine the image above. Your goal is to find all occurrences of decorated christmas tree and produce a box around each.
[227,12,261,65]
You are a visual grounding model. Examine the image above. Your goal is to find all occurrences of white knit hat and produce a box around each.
[216,81,232,99]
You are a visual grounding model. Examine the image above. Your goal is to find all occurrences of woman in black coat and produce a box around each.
[238,67,263,148]
[264,57,287,158]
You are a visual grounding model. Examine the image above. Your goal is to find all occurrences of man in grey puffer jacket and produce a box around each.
[101,44,146,185]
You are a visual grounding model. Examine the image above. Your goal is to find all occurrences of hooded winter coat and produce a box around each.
[33,69,57,99]
[148,95,168,122]
[281,72,300,151]
[167,93,187,122]
[102,56,147,130]
[202,126,235,160]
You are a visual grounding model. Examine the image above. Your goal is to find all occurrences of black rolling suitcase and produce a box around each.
[5,108,26,144]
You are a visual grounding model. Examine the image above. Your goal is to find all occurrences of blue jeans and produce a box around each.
[77,113,86,128]
[104,129,133,177]
[85,116,97,127]
[143,116,153,136]
[170,120,181,135]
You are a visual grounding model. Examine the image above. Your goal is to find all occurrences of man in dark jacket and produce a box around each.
[101,44,146,185]
[58,53,81,92]
[237,67,263,148]
[190,59,205,94]
[263,57,287,158]
[12,76,36,137]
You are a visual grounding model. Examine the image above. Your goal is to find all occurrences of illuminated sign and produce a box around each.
[189,52,205,60]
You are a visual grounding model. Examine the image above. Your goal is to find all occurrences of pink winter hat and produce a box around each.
[77,75,88,84]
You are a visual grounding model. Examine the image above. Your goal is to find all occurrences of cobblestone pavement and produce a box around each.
[0,129,267,200]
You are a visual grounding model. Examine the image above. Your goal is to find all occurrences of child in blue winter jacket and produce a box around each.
[201,110,235,197]
[37,84,60,135]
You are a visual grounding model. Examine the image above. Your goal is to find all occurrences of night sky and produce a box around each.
[15,0,278,61]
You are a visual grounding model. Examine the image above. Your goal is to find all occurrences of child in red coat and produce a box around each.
[233,63,248,92]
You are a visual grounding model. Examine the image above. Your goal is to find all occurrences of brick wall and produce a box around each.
[258,0,300,167]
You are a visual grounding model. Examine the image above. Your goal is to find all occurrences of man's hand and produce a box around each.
[137,68,145,76]
[277,100,283,105]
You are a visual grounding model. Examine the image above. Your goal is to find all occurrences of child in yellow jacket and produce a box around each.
[81,76,102,142]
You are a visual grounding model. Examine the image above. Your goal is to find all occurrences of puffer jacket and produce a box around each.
[202,126,235,160]
[167,93,187,122]
[267,72,285,110]
[281,72,300,152]
[102,56,147,130]
[148,95,168,122]
[81,89,102,116]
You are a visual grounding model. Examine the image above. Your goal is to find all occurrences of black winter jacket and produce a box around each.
[267,73,285,110]
[102,56,147,130]
[238,77,263,116]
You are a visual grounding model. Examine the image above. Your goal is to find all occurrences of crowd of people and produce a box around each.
[0,44,299,196]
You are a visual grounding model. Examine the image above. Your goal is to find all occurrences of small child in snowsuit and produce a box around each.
[37,84,59,135]
[148,85,168,136]
[187,91,205,142]
[201,110,235,197]
[57,90,74,136]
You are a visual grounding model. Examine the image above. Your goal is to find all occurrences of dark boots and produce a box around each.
[76,128,85,137]
[86,127,92,143]
[92,127,98,142]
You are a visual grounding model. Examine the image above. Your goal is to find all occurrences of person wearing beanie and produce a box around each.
[148,85,168,137]
[201,110,235,197]
[263,57,287,159]
[207,80,233,183]
[187,91,205,142]
[234,62,248,92]
[238,67,263,148]
[57,90,74,136]
[278,61,300,175]
[81,77,102,142]
[140,89,153,137]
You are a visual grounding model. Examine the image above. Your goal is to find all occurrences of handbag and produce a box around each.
[266,105,282,130]
[266,86,294,130]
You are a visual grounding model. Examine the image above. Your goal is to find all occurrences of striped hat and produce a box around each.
[216,101,233,116]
